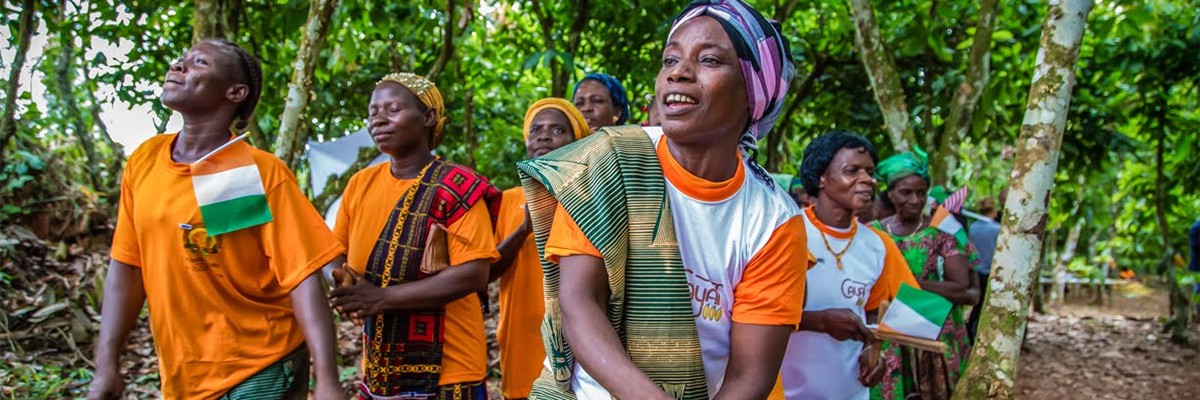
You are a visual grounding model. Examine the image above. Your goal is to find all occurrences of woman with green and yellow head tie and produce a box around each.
[869,148,977,400]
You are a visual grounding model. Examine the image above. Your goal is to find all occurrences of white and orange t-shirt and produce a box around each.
[493,186,546,398]
[110,133,343,399]
[545,127,809,398]
[334,162,500,386]
[781,207,918,400]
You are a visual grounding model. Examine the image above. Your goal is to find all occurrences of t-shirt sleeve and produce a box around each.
[545,202,602,263]
[446,201,501,266]
[732,216,808,327]
[866,231,919,311]
[260,173,345,291]
[332,174,356,250]
[110,163,141,267]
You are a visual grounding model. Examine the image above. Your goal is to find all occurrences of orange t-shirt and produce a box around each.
[334,162,499,386]
[493,186,547,398]
[110,134,343,399]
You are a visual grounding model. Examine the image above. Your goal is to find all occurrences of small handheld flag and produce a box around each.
[878,283,952,341]
[190,134,272,236]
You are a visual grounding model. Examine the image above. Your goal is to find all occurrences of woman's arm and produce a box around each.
[332,258,489,316]
[559,254,672,400]
[489,210,532,281]
[916,254,973,305]
[713,323,793,400]
[289,266,343,399]
[87,260,146,400]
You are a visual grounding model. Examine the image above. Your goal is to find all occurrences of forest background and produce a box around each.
[0,0,1197,398]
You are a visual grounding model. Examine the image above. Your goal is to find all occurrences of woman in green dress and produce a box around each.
[870,149,977,400]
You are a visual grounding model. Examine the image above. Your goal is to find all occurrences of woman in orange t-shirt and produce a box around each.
[88,40,344,400]
[329,73,500,400]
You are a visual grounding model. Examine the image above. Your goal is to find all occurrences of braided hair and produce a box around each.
[203,39,262,131]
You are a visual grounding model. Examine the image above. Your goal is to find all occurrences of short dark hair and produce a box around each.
[799,130,878,197]
[204,39,262,131]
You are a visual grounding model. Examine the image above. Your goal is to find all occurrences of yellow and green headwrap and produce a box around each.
[377,72,448,147]
[876,146,931,190]
[522,98,591,141]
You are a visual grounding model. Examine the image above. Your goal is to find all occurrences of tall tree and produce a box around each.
[847,0,999,179]
[932,0,999,184]
[0,0,38,170]
[953,1,1094,398]
[50,1,102,189]
[530,0,589,97]
[192,0,238,44]
[273,0,340,170]
[848,0,916,151]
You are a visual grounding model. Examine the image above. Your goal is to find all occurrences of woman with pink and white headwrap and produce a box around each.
[518,1,806,399]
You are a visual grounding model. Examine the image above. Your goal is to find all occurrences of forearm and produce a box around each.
[562,291,667,399]
[381,260,488,311]
[290,272,340,384]
[713,324,791,400]
[916,279,973,305]
[94,260,146,374]
[489,227,531,281]
[797,310,826,333]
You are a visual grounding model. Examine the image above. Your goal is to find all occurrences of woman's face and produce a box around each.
[887,175,930,220]
[162,42,244,113]
[367,82,435,156]
[655,16,748,147]
[525,108,575,158]
[574,80,618,131]
[819,147,878,212]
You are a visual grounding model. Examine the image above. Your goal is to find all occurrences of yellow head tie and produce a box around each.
[523,98,591,141]
[377,72,448,147]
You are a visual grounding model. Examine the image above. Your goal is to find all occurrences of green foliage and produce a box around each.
[0,362,92,399]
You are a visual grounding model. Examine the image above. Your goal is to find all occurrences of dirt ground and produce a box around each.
[1013,284,1200,400]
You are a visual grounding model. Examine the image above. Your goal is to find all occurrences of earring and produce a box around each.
[612,115,619,123]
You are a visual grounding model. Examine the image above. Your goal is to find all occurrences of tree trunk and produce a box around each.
[952,1,1093,399]
[531,0,588,98]
[273,0,340,171]
[425,0,457,81]
[848,0,916,152]
[1154,130,1191,343]
[51,4,102,189]
[1051,219,1084,304]
[192,0,233,43]
[933,0,999,185]
[0,0,38,171]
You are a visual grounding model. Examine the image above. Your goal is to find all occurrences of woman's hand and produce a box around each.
[85,372,124,400]
[857,340,885,386]
[330,266,378,325]
[804,309,873,342]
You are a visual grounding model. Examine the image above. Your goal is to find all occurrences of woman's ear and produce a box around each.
[424,107,438,129]
[226,83,249,104]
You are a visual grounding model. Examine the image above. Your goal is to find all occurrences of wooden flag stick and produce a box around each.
[870,329,949,353]
[871,300,949,353]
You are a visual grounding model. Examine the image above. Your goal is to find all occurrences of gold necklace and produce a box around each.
[817,221,858,270]
[886,216,926,241]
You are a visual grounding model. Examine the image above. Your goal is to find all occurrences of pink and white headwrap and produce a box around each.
[669,0,795,156]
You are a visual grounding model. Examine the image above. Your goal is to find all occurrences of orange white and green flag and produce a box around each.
[931,205,968,247]
[189,136,272,236]
[878,283,952,340]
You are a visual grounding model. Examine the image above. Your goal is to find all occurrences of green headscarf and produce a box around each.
[875,146,930,190]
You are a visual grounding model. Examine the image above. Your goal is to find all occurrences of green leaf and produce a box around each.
[993,30,1013,41]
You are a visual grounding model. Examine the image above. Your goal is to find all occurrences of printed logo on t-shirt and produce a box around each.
[182,225,221,271]
[687,268,724,322]
[841,278,868,307]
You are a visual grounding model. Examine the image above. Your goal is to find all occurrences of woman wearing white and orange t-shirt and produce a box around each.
[781,131,918,400]
[516,2,806,399]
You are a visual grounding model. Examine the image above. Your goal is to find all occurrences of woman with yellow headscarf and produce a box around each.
[329,72,502,400]
[490,98,590,400]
